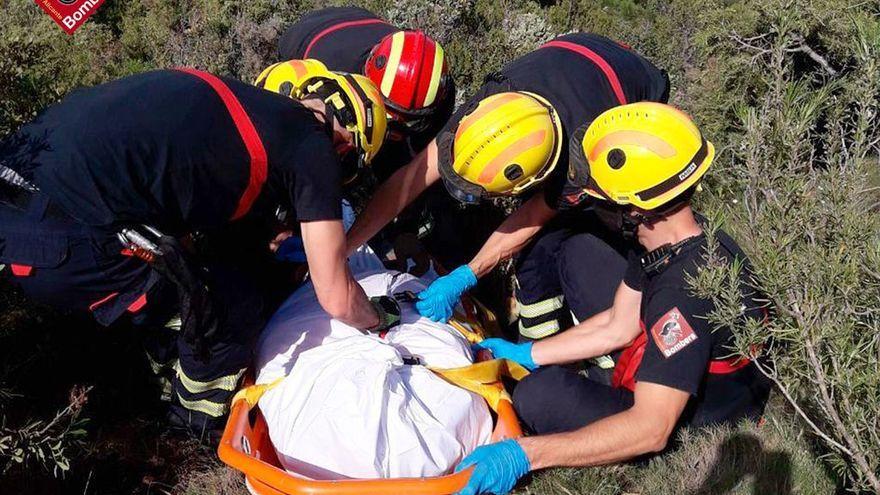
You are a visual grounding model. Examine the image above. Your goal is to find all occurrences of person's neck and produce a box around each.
[637,205,703,252]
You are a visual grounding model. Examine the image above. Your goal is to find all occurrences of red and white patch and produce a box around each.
[650,307,697,358]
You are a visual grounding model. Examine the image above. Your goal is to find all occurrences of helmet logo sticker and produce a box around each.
[678,161,697,181]
[608,148,626,169]
[504,164,524,181]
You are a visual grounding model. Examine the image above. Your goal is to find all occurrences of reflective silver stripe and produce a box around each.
[519,319,560,339]
[0,163,38,191]
[145,352,176,375]
[176,393,227,417]
[518,296,565,318]
[164,315,182,332]
[159,377,173,402]
[590,355,615,369]
[175,364,246,394]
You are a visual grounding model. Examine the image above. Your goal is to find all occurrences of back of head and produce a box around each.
[254,59,331,98]
[438,91,563,205]
[255,60,388,167]
[574,101,714,211]
[364,30,449,125]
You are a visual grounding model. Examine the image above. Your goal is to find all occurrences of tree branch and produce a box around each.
[790,34,839,76]
[804,338,880,492]
[751,358,853,456]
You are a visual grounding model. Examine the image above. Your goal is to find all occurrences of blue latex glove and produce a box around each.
[415,265,477,322]
[275,235,307,263]
[473,339,538,370]
[455,440,531,495]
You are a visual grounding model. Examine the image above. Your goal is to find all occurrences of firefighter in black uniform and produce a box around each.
[346,33,670,325]
[0,67,399,434]
[272,7,462,274]
[455,102,771,495]
[276,6,454,178]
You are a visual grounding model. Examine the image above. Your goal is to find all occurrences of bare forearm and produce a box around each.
[468,196,557,277]
[316,264,379,329]
[303,220,379,330]
[519,410,666,469]
[533,282,643,365]
[346,143,439,255]
[531,313,619,366]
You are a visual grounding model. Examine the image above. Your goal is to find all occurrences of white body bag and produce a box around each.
[255,251,492,480]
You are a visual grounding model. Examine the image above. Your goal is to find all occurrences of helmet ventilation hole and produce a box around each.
[608,149,626,169]
[504,164,524,181]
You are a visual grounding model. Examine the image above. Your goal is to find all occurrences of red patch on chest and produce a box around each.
[650,307,697,358]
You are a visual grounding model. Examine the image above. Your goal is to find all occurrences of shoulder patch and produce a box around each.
[650,307,697,358]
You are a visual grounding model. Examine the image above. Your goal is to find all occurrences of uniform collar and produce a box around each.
[640,234,704,277]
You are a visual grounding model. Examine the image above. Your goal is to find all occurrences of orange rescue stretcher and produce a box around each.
[218,296,524,495]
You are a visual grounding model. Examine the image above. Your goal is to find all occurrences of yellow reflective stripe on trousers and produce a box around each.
[591,354,615,369]
[518,295,564,318]
[145,352,176,375]
[164,315,182,332]
[519,319,560,339]
[176,365,246,394]
[176,393,228,418]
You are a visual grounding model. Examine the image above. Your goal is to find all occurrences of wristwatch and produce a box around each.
[366,296,402,334]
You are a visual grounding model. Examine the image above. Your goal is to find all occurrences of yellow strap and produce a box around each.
[429,359,530,412]
[231,377,285,408]
[448,319,484,344]
[235,359,527,415]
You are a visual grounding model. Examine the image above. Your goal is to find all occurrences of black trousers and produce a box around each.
[2,197,287,432]
[513,365,772,435]
[514,212,635,340]
[513,366,634,434]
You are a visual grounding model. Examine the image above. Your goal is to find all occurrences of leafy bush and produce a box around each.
[688,3,880,491]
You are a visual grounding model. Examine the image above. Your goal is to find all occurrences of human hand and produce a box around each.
[414,265,477,322]
[473,338,538,370]
[454,440,531,495]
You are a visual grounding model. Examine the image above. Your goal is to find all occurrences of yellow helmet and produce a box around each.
[309,72,388,165]
[573,102,715,210]
[256,60,388,166]
[437,91,563,204]
[254,59,330,98]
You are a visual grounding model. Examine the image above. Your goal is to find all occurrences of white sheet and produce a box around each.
[255,249,493,480]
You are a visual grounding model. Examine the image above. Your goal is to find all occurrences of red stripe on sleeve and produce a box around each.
[175,68,268,220]
[540,40,628,105]
[304,18,389,58]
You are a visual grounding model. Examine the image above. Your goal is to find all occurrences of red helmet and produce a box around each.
[364,30,449,121]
